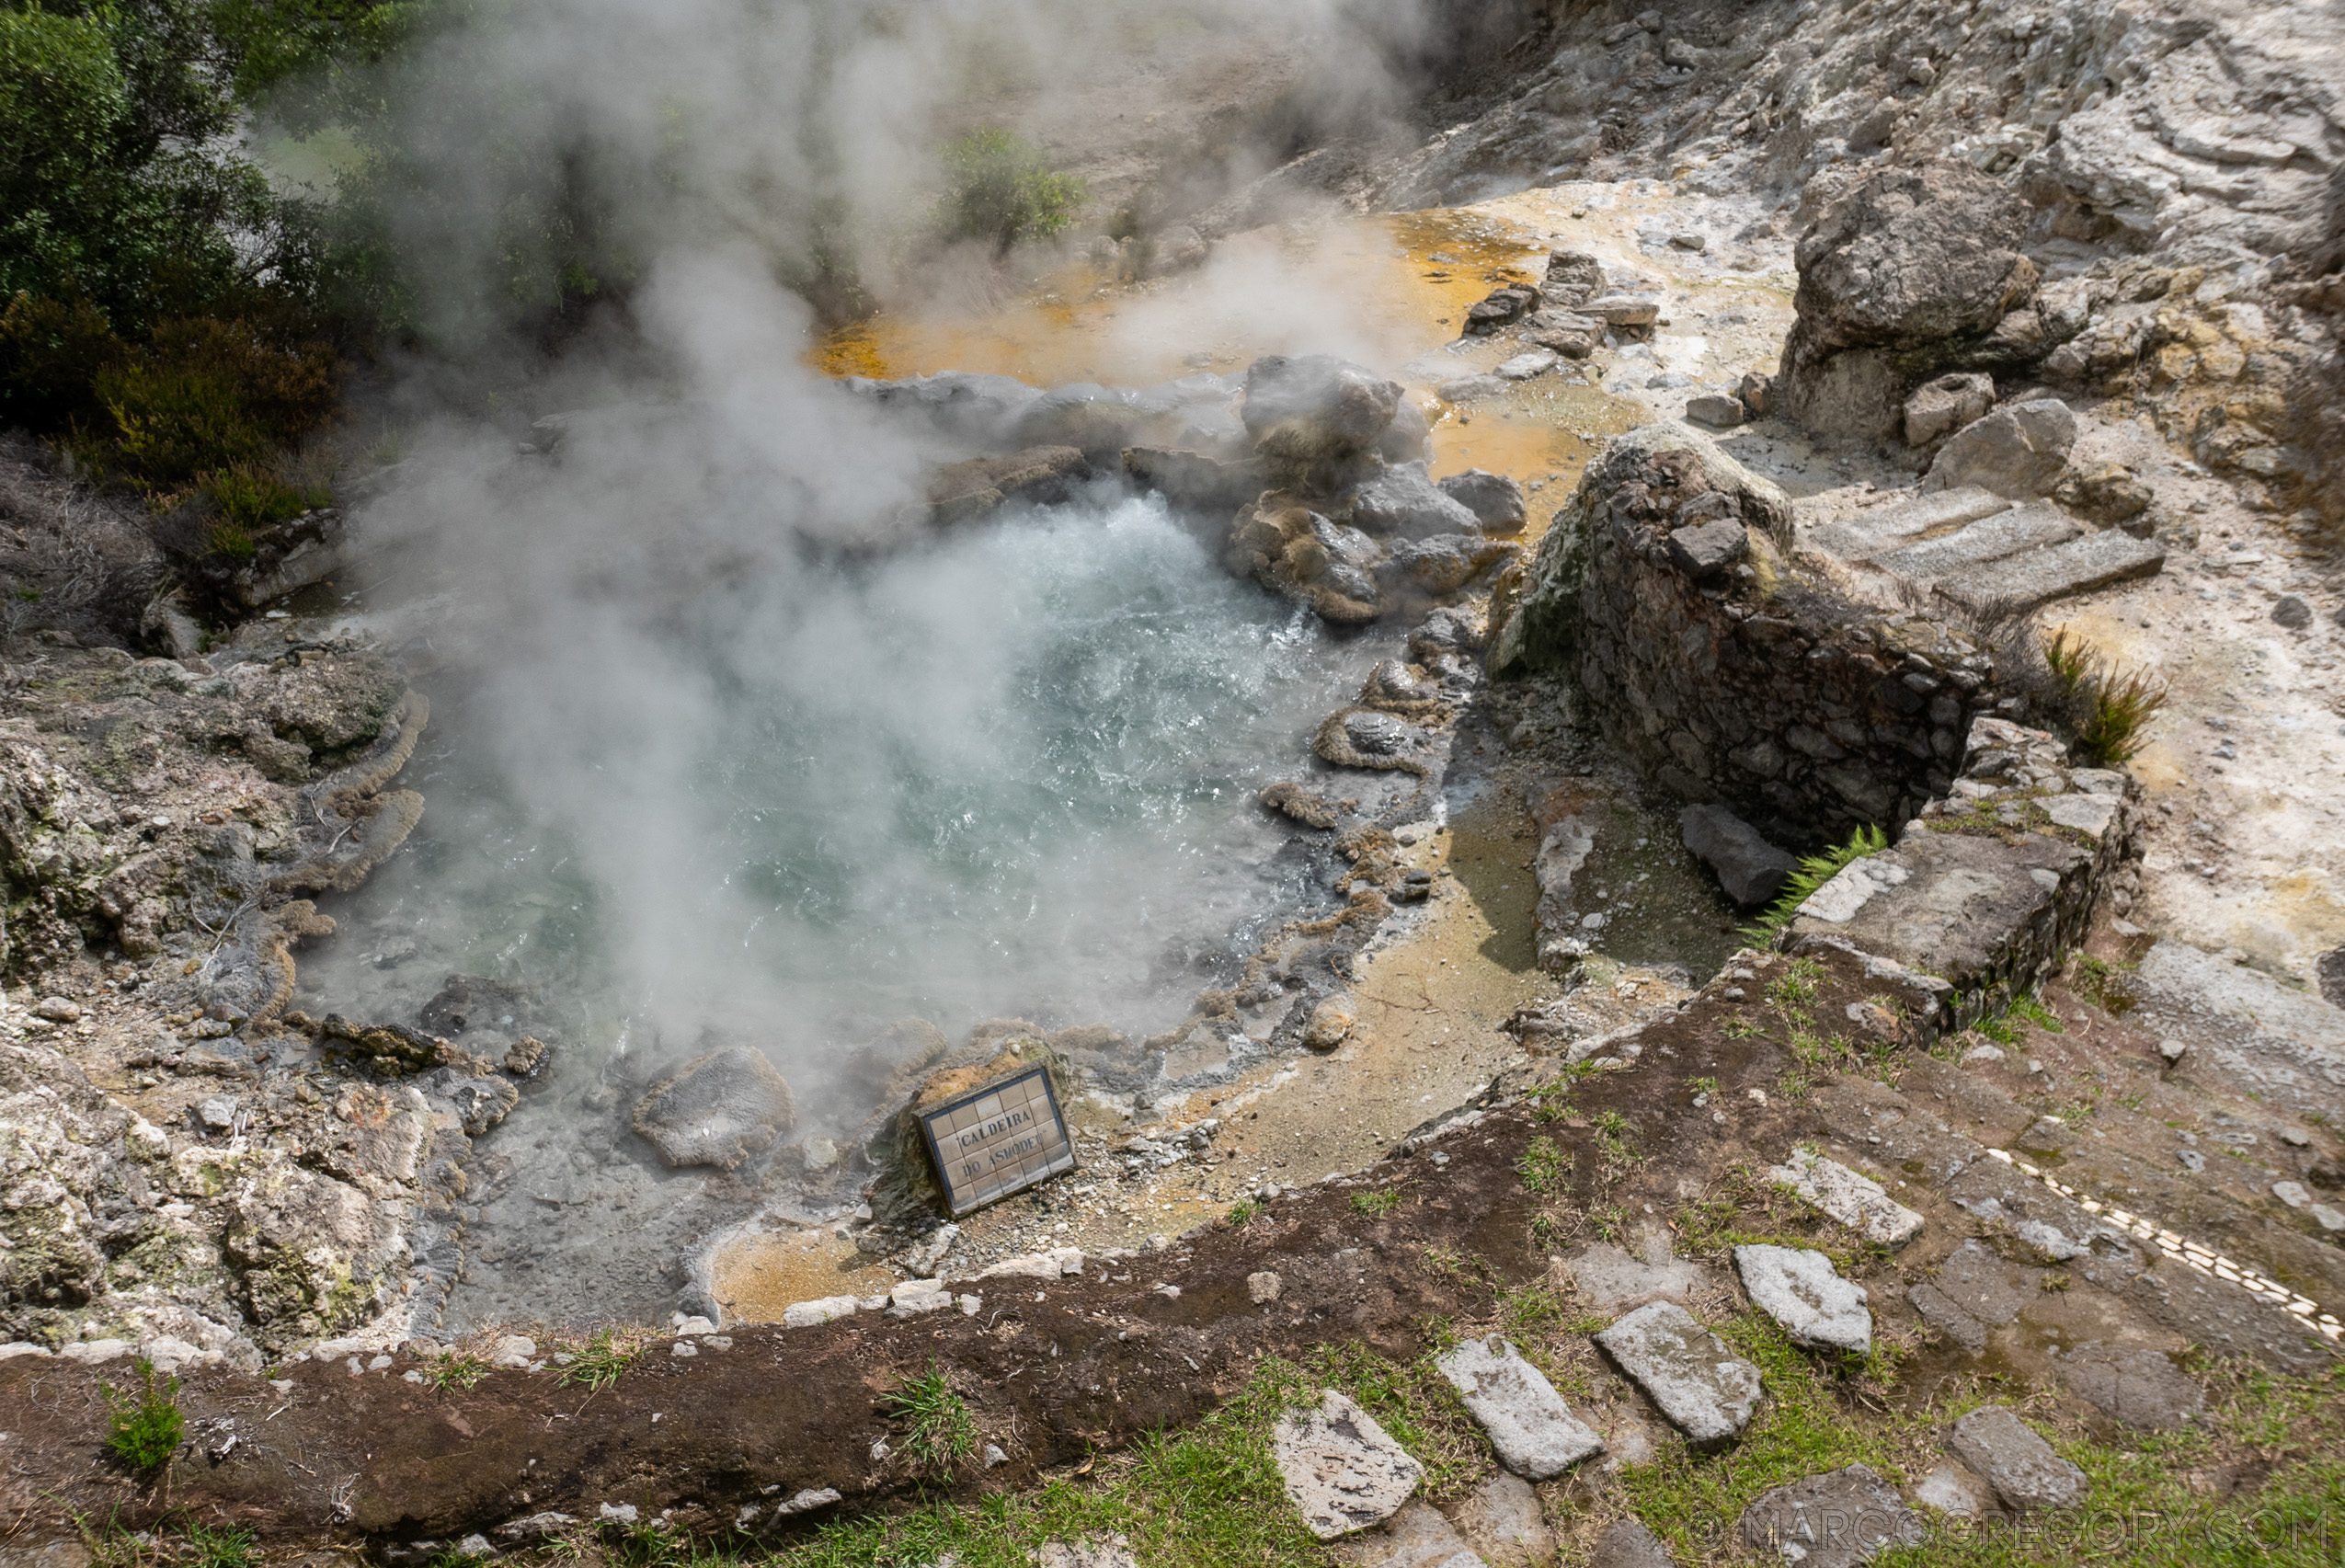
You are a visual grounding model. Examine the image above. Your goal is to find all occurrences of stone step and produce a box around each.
[1870,500,2079,585]
[1802,486,2011,562]
[1933,530,2168,613]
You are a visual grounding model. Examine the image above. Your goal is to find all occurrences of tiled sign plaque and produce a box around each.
[918,1066,1077,1216]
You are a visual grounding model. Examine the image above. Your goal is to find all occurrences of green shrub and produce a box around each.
[1741,824,1888,947]
[201,461,331,528]
[88,318,340,495]
[102,1357,183,1472]
[934,129,1084,255]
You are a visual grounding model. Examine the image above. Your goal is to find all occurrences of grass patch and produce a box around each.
[1226,1198,1260,1227]
[887,1361,979,1478]
[426,1349,490,1392]
[2044,627,2169,767]
[557,1328,640,1391]
[1352,1189,1404,1219]
[1741,828,1887,947]
[102,1357,182,1472]
[1516,1135,1566,1194]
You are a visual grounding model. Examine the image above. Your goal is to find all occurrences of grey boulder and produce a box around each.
[1435,1335,1606,1480]
[1593,1301,1762,1449]
[1241,355,1405,464]
[1922,399,2078,498]
[1948,1404,2088,1510]
[631,1047,796,1169]
[1903,372,1995,449]
[1733,1244,1871,1355]
[1679,804,1797,906]
[1350,462,1483,539]
[1438,469,1527,533]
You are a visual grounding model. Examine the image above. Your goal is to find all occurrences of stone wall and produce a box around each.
[1487,423,2001,848]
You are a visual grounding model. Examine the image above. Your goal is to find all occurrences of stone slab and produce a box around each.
[1554,1240,1713,1311]
[1912,1461,1996,1518]
[1680,804,1797,906]
[1329,1503,1485,1568]
[1738,1464,1924,1567]
[1588,1519,1676,1568]
[1767,1149,1925,1248]
[1905,1240,2039,1354]
[2053,1343,2203,1429]
[1804,486,2010,561]
[1933,530,2167,613]
[1949,1404,2088,1509]
[1870,500,2078,585]
[1733,1244,1872,1354]
[1275,1390,1426,1539]
[1436,1336,1606,1479]
[1447,1471,1553,1568]
[1592,1302,1762,1449]
[1787,830,2089,1000]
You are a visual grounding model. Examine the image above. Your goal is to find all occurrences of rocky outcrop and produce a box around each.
[1488,424,1998,846]
[1777,161,2042,444]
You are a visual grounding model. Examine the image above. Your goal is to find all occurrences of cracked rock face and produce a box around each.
[1273,1389,1424,1539]
[1733,1244,1872,1355]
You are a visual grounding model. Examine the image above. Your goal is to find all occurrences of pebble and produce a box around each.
[2271,595,2312,628]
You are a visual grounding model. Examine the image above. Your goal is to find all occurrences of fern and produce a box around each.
[1739,824,1888,947]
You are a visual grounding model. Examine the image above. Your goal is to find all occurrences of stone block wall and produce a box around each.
[1489,422,2002,849]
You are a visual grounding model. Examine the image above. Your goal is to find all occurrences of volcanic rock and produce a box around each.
[1733,1244,1871,1354]
[1241,356,1405,465]
[1778,161,2039,442]
[1437,469,1527,532]
[1348,462,1482,539]
[1922,400,2078,498]
[631,1047,796,1170]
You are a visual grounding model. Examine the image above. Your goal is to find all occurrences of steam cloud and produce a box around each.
[331,0,1436,1114]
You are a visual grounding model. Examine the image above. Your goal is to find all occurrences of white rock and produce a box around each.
[2311,1205,2345,1232]
[597,1504,638,1526]
[1592,1302,1761,1449]
[0,1343,53,1361]
[781,1295,858,1329]
[771,1487,841,1516]
[1272,1389,1424,1539]
[1766,1149,1924,1247]
[2272,1181,2311,1209]
[673,1315,716,1335]
[1436,1336,1606,1479]
[1248,1270,1283,1304]
[670,1342,698,1357]
[1495,351,1560,381]
[61,1339,131,1365]
[1733,1245,1871,1355]
[491,1334,537,1368]
[975,1247,1084,1279]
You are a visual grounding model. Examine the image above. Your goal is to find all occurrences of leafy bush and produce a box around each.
[102,1356,183,1472]
[934,129,1084,255]
[82,317,340,495]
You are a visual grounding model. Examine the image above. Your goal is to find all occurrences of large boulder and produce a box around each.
[1347,461,1482,539]
[1779,162,2041,443]
[1225,498,1387,624]
[1240,355,1404,470]
[1439,469,1527,532]
[1922,399,2078,498]
[631,1047,796,1170]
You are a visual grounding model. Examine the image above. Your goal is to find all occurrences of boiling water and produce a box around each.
[298,493,1390,1326]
